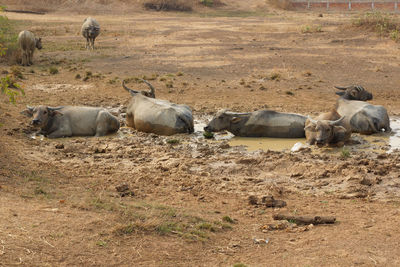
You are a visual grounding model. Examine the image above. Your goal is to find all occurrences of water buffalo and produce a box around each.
[123,80,194,136]
[304,110,351,147]
[18,30,42,66]
[21,105,120,138]
[81,17,100,50]
[204,110,307,138]
[334,85,390,134]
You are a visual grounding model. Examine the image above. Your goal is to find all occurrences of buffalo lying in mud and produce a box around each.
[123,80,194,136]
[335,85,390,134]
[305,110,351,147]
[204,110,307,138]
[22,105,120,138]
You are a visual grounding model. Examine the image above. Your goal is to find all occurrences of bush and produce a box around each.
[353,11,400,42]
[1,75,24,104]
[144,0,193,11]
[49,66,58,74]
[0,10,19,64]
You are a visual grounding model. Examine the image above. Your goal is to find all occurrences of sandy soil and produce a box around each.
[1,5,400,266]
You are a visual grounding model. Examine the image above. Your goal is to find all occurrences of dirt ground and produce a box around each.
[1,4,400,266]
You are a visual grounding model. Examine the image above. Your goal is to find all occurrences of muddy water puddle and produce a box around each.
[225,117,400,153]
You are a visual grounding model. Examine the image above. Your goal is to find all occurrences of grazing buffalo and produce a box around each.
[18,30,42,66]
[304,110,351,147]
[204,110,307,138]
[123,80,194,136]
[21,105,120,138]
[334,85,390,134]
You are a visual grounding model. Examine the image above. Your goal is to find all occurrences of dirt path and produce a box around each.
[1,8,400,266]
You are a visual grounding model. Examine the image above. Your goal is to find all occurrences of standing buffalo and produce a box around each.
[123,80,194,135]
[204,110,307,138]
[304,110,351,147]
[334,85,390,134]
[17,30,42,66]
[21,105,120,138]
[81,17,100,50]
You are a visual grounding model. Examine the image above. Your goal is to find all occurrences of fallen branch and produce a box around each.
[5,9,45,15]
[273,214,336,225]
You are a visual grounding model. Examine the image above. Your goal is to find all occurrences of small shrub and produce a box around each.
[144,0,193,12]
[49,66,58,74]
[203,131,214,139]
[340,147,351,159]
[0,75,24,104]
[269,72,281,81]
[301,24,323,33]
[200,0,214,7]
[222,216,235,224]
[75,73,81,79]
[166,139,180,144]
[353,11,400,41]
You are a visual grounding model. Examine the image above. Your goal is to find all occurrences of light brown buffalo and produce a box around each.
[18,30,42,66]
[304,110,351,147]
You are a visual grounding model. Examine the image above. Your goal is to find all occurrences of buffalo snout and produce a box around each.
[32,119,41,125]
[204,126,211,132]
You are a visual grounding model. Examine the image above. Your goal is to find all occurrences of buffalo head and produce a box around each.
[21,105,62,128]
[35,37,42,50]
[334,85,372,101]
[305,116,347,147]
[122,79,155,98]
[204,110,242,132]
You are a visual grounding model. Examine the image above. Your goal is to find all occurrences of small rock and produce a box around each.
[318,13,323,17]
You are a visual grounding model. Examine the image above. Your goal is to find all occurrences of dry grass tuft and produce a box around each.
[353,11,400,42]
[143,0,193,12]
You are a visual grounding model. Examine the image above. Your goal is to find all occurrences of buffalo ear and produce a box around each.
[335,91,345,96]
[231,117,242,124]
[21,106,34,117]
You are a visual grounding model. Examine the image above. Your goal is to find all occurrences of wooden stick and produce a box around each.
[273,214,336,225]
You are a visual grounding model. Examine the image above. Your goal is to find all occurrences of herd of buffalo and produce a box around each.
[17,17,391,147]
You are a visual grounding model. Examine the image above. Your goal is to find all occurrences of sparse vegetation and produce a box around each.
[0,75,24,104]
[166,138,180,144]
[340,147,351,159]
[75,73,81,79]
[222,215,236,224]
[203,131,214,139]
[0,9,19,63]
[353,11,400,42]
[301,24,323,33]
[49,66,59,74]
[143,0,193,12]
[269,72,281,81]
